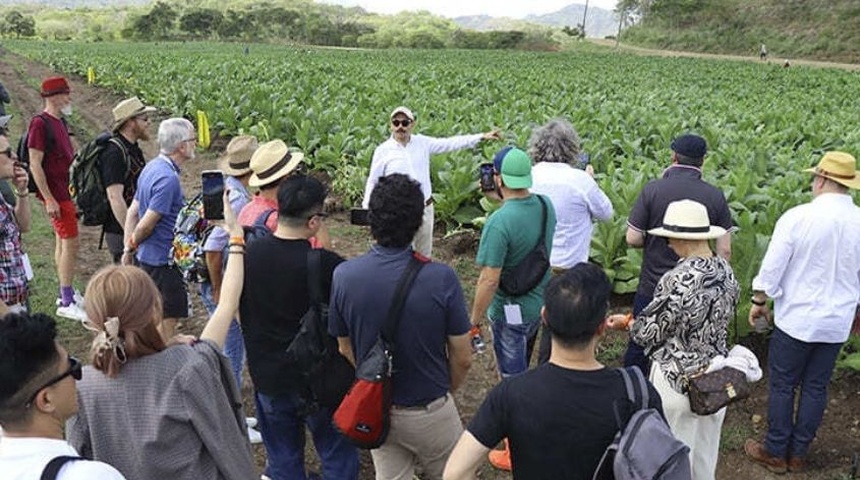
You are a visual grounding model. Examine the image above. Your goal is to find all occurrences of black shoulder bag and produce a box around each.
[499,195,550,296]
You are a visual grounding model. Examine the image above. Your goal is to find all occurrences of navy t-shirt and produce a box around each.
[468,364,664,480]
[328,246,471,406]
[627,165,733,297]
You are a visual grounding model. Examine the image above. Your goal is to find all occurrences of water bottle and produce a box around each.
[470,326,486,354]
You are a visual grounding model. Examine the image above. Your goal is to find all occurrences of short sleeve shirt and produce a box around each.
[26,113,74,201]
[133,155,184,266]
[468,364,663,480]
[476,194,556,323]
[627,166,733,297]
[329,246,471,406]
[98,134,146,234]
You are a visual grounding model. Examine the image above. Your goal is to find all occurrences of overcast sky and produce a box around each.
[320,0,618,18]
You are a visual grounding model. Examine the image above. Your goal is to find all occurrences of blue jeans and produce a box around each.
[623,292,653,375]
[255,391,359,480]
[491,317,540,377]
[765,327,842,459]
[200,282,245,391]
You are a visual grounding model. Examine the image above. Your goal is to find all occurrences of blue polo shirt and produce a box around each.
[134,155,184,266]
[329,246,471,407]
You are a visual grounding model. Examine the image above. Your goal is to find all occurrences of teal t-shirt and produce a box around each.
[476,194,557,323]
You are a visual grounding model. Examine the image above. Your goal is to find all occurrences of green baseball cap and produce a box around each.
[492,146,533,189]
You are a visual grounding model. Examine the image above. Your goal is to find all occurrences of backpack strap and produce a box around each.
[619,366,649,411]
[106,135,130,170]
[253,208,276,230]
[535,194,548,250]
[306,248,323,307]
[40,455,84,480]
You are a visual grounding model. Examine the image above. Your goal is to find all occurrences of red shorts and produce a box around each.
[49,200,79,239]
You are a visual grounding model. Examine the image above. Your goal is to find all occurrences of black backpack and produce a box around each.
[69,132,128,226]
[17,112,69,193]
[40,455,83,480]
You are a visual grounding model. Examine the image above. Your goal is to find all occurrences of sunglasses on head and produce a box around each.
[24,356,82,408]
[391,119,412,128]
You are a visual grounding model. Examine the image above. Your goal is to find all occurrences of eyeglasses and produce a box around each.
[0,147,12,158]
[135,116,150,123]
[391,119,412,128]
[307,212,329,220]
[183,137,197,143]
[24,356,82,408]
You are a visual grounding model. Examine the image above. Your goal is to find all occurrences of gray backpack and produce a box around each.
[592,367,692,480]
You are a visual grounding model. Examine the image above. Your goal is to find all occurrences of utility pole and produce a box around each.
[581,0,590,38]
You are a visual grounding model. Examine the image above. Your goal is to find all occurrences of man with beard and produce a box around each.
[99,97,155,264]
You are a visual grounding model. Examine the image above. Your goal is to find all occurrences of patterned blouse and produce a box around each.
[631,255,739,393]
[0,198,27,306]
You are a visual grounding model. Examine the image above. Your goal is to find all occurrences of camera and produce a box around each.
[350,208,370,226]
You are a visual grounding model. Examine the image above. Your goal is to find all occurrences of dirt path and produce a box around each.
[589,39,860,71]
[2,46,859,480]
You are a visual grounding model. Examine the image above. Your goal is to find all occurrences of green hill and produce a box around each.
[622,0,860,63]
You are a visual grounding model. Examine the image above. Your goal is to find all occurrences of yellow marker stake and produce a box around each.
[196,110,211,149]
[87,67,95,85]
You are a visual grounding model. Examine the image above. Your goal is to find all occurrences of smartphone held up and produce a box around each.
[201,170,225,220]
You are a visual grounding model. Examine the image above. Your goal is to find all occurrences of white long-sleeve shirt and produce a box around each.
[531,162,613,268]
[752,192,860,343]
[0,437,126,480]
[361,133,483,207]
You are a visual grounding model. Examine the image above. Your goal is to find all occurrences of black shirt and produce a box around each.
[98,134,146,233]
[627,165,733,297]
[239,236,344,396]
[468,364,664,480]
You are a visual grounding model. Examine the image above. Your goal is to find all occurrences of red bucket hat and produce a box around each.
[41,76,71,97]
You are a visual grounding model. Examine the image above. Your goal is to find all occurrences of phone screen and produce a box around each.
[577,152,590,168]
[201,170,225,220]
[350,208,370,226]
[479,163,495,192]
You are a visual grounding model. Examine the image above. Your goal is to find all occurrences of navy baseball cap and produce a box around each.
[671,134,707,159]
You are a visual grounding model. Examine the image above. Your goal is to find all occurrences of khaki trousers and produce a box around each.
[371,393,462,480]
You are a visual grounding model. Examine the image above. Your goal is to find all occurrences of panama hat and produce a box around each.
[803,151,860,189]
[648,200,727,240]
[112,97,156,131]
[218,135,257,177]
[0,114,11,133]
[249,139,304,187]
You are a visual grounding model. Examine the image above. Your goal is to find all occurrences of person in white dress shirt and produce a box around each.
[528,118,613,364]
[362,106,501,257]
[0,312,126,480]
[746,151,860,474]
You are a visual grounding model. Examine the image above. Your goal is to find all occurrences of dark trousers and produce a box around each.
[622,293,653,375]
[764,327,842,459]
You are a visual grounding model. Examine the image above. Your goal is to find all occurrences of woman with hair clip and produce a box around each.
[67,192,256,480]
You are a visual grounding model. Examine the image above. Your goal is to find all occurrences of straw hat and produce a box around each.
[111,97,156,131]
[803,151,860,189]
[648,200,727,240]
[249,140,304,187]
[218,135,257,177]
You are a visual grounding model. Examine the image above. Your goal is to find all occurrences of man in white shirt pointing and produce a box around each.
[362,106,501,257]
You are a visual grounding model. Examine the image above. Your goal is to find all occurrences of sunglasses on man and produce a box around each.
[391,119,412,128]
[24,356,82,408]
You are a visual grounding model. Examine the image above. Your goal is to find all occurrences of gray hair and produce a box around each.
[158,118,194,155]
[528,118,581,164]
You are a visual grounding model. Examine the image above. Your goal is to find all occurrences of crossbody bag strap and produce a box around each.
[40,455,84,480]
[381,253,428,347]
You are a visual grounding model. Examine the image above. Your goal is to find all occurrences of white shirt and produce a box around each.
[531,162,613,268]
[362,133,483,207]
[0,436,126,480]
[752,193,860,343]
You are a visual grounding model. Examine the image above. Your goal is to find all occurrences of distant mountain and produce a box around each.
[455,4,618,39]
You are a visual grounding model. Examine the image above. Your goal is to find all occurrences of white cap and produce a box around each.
[390,106,415,121]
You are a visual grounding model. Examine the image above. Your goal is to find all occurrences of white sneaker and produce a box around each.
[245,417,258,428]
[247,426,263,444]
[56,302,87,322]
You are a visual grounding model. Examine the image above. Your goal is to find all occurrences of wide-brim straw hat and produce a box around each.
[112,97,156,131]
[249,139,304,187]
[218,135,258,177]
[648,199,727,240]
[803,151,860,189]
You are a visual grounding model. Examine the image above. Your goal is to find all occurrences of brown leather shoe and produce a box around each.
[788,456,806,473]
[744,439,787,474]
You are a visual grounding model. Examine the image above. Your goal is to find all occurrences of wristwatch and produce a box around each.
[750,296,766,306]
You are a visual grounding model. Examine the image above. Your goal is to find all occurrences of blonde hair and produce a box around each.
[85,266,166,377]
